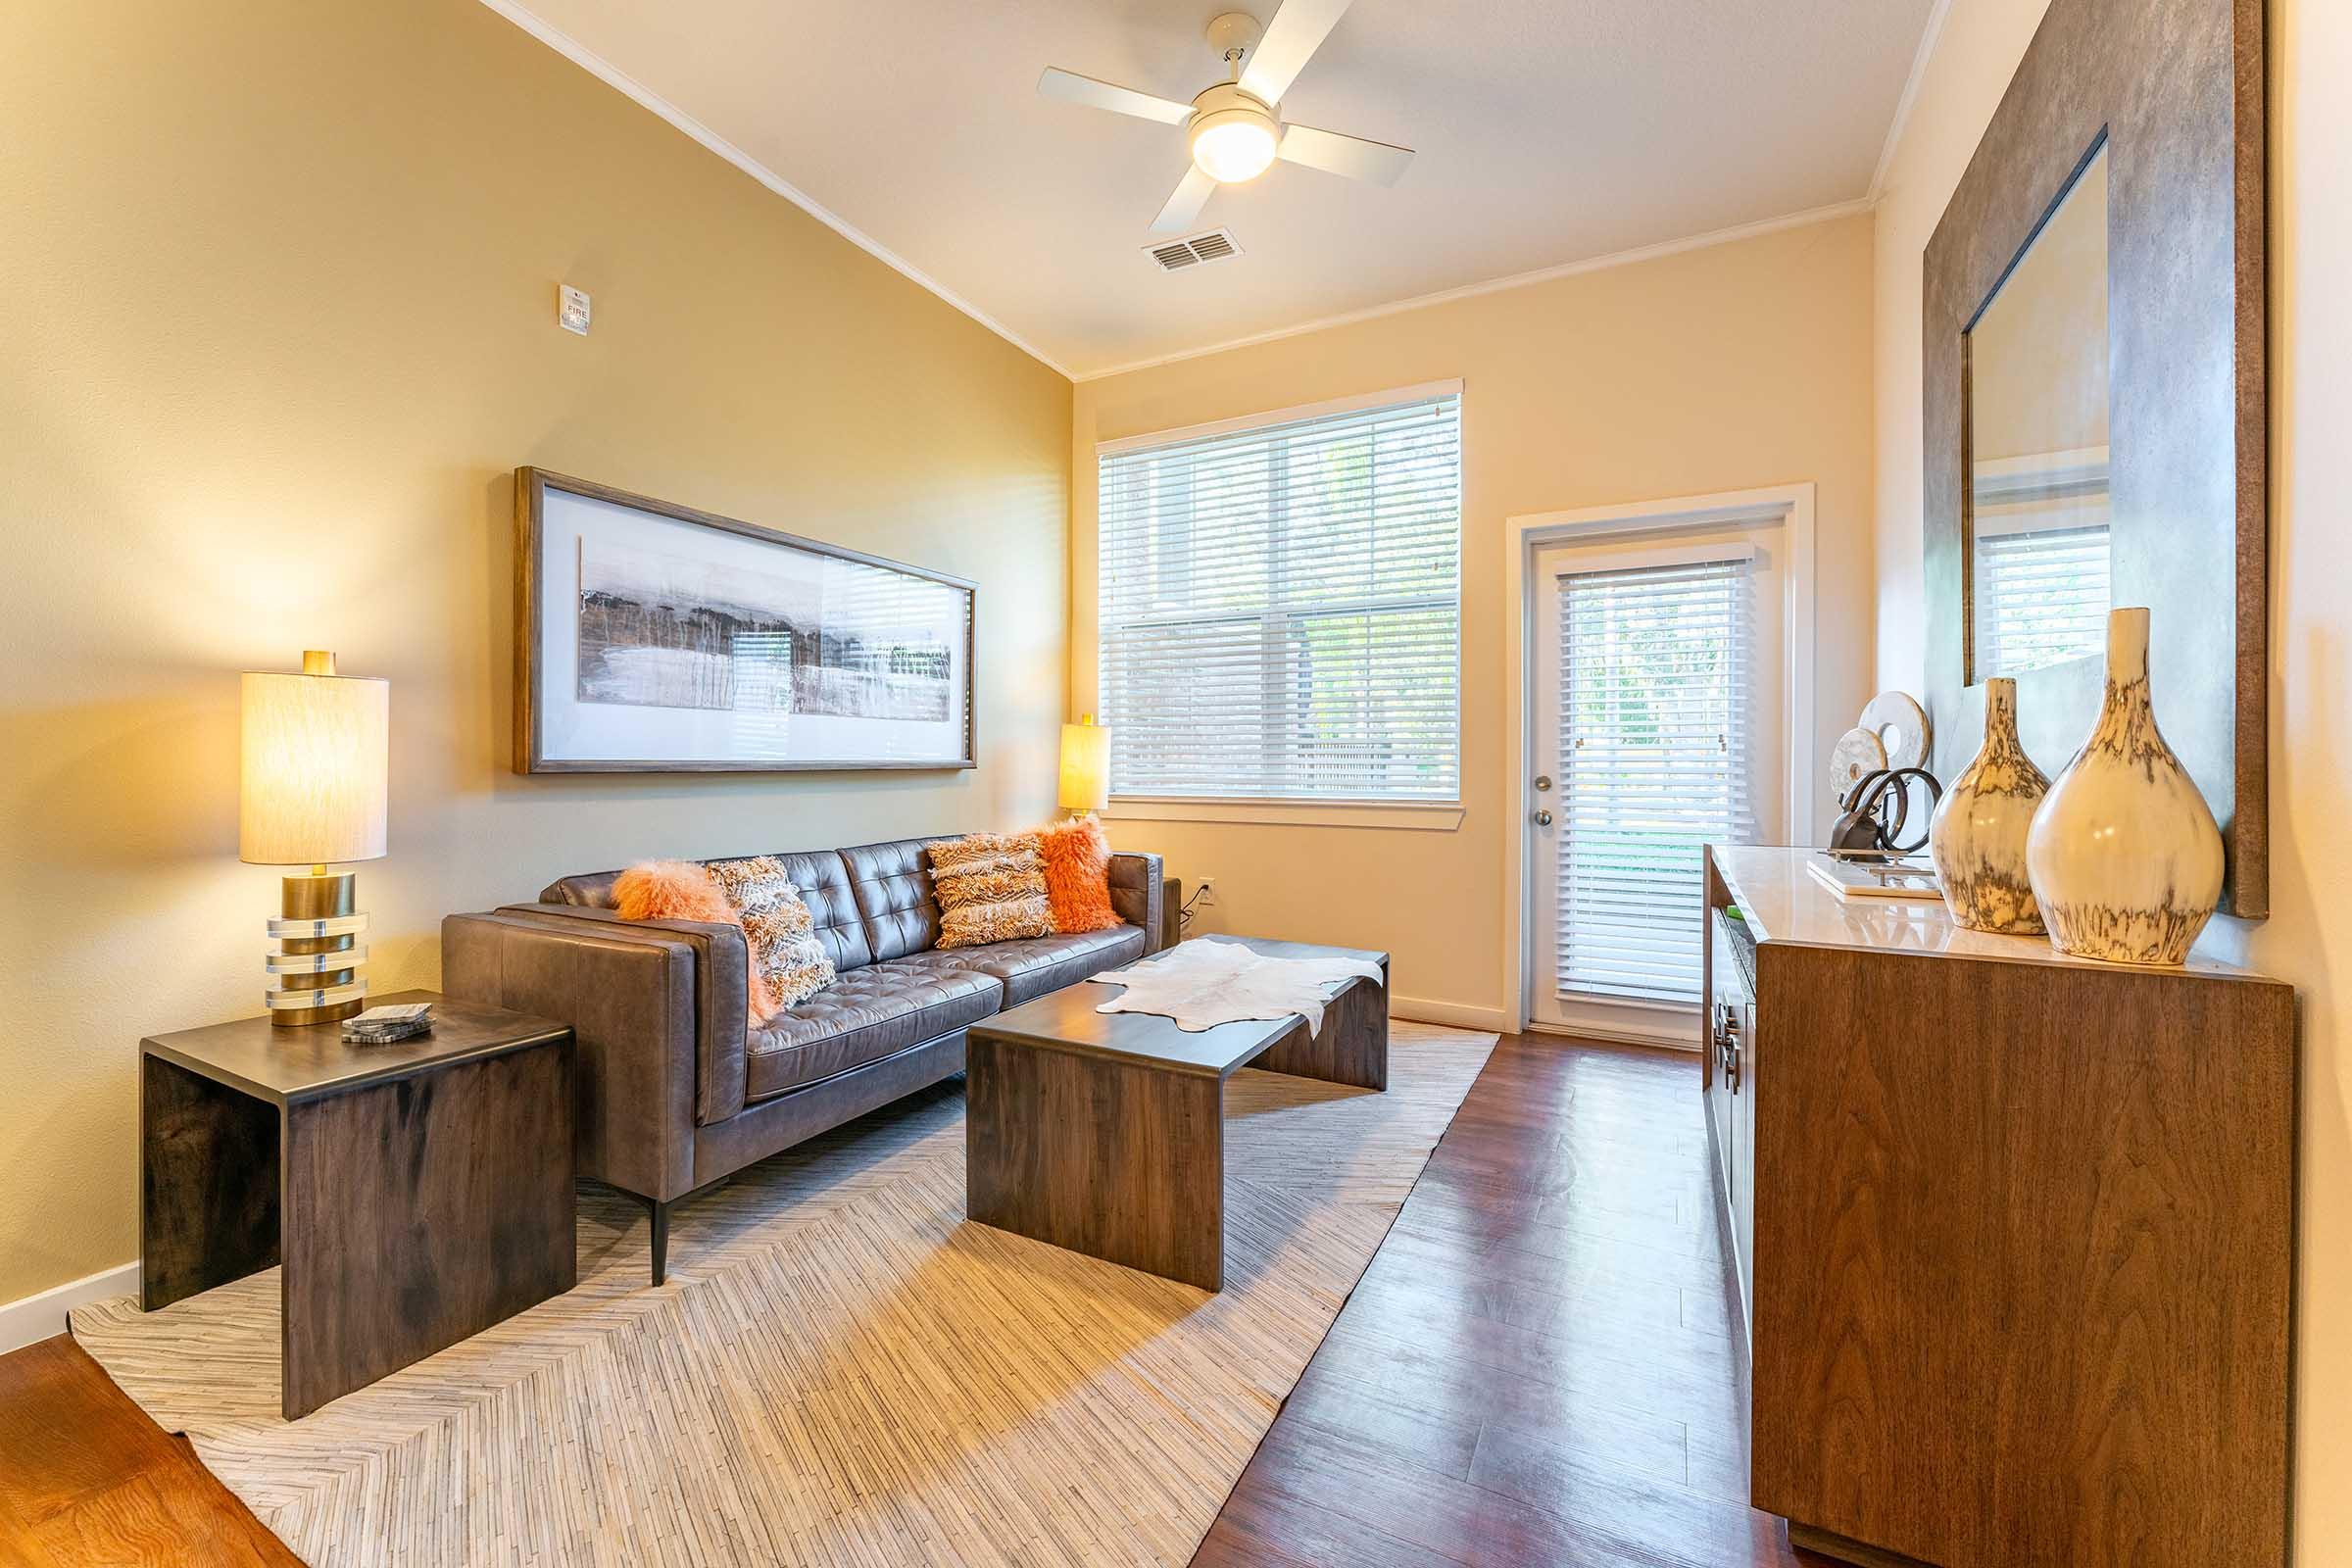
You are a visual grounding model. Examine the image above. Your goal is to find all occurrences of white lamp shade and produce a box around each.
[240,663,389,865]
[1058,718,1111,812]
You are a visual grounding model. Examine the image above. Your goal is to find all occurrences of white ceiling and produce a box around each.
[493,0,1939,378]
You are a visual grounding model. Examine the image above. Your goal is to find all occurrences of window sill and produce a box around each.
[1104,797,1466,831]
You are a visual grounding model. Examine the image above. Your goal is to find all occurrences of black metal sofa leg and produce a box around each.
[607,1185,677,1285]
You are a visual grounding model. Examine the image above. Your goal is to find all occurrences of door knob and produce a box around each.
[1532,808,1553,826]
[1534,774,1553,792]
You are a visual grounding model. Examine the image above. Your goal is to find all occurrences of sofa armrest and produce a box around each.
[441,909,704,1200]
[489,903,753,1131]
[1107,851,1167,954]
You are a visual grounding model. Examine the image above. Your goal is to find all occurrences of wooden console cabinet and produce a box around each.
[1701,846,2294,1568]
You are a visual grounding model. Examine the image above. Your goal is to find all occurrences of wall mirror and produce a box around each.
[1964,144,2109,683]
[1922,0,2266,916]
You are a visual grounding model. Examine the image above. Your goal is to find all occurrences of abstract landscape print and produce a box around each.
[576,540,821,712]
[519,469,973,772]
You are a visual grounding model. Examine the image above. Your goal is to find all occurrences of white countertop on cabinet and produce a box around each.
[1707,844,2271,982]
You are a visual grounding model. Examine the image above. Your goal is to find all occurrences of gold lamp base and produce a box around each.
[266,867,368,1027]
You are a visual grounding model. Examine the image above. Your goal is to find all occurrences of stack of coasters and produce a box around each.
[342,1002,434,1046]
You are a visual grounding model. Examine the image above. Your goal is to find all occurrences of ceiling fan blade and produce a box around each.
[1277,122,1414,186]
[1037,67,1192,126]
[1150,167,1218,235]
[1239,0,1354,106]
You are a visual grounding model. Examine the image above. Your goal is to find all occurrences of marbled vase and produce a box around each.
[2025,607,2224,965]
[1929,678,2049,933]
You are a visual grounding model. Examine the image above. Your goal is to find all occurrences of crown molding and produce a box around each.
[1868,0,1957,201]
[474,0,1073,378]
[1073,197,1874,382]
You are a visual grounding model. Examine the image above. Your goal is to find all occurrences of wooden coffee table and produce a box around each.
[964,935,1388,1292]
[140,990,574,1418]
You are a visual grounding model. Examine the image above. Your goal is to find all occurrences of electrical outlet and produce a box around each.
[1196,878,1216,906]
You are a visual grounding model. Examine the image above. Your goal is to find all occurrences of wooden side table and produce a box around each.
[139,990,574,1418]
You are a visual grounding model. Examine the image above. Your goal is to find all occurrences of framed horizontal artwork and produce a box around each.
[514,468,976,773]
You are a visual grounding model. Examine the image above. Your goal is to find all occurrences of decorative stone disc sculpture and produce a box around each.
[2025,608,2224,964]
[1859,690,1933,772]
[1928,678,2048,933]
[1828,726,1887,808]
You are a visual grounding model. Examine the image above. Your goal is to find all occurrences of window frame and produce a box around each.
[1092,380,1467,829]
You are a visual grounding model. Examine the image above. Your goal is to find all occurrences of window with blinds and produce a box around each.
[1097,391,1461,802]
[1969,453,2111,680]
[1556,556,1755,1004]
[1972,522,2111,677]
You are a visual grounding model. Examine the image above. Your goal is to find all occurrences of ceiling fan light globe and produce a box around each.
[1190,112,1278,183]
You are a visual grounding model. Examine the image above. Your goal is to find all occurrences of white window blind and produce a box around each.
[1556,556,1755,1004]
[1097,392,1461,801]
[1973,522,2111,677]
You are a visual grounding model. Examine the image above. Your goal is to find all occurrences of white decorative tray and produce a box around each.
[1806,854,1941,902]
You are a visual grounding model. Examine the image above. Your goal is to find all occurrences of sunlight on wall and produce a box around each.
[0,0,1070,1308]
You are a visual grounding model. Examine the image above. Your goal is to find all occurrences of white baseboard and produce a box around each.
[1525,1019,1700,1052]
[0,1260,139,1355]
[1390,995,1513,1033]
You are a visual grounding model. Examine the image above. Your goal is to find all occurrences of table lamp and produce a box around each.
[1058,713,1111,817]
[240,650,389,1026]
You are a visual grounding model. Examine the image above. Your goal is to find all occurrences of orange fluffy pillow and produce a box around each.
[1038,817,1122,934]
[612,859,778,1021]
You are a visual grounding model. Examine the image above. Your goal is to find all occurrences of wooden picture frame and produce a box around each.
[514,468,977,774]
[1922,0,2267,915]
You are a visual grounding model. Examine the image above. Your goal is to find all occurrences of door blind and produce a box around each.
[1097,393,1461,801]
[1556,556,1755,1004]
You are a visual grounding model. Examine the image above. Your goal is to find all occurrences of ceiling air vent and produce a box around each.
[1146,228,1243,272]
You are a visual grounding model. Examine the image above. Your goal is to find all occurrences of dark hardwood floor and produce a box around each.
[1193,1033,1833,1567]
[0,1032,1822,1566]
[0,1335,297,1566]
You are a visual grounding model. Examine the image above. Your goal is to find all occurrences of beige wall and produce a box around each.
[0,0,1070,1308]
[1073,215,1878,1024]
[1870,0,2057,693]
[1872,1,2352,1554]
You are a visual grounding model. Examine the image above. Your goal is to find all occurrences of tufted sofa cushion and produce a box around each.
[841,836,950,961]
[937,925,1146,1005]
[760,851,873,973]
[744,951,1001,1102]
[543,850,873,973]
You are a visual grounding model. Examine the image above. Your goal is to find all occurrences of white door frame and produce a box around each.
[1502,482,1817,1037]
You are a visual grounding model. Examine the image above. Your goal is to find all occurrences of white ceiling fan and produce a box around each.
[1038,1,1414,235]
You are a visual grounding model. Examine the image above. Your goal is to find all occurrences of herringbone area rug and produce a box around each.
[74,1023,1494,1567]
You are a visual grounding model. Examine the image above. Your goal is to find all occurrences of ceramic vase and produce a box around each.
[2025,607,2224,965]
[1929,678,2049,934]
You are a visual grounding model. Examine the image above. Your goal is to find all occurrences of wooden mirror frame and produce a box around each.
[1923,0,2267,915]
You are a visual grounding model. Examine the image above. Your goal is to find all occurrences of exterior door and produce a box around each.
[1530,522,1788,1043]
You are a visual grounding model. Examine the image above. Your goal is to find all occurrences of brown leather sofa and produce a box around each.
[441,837,1164,1282]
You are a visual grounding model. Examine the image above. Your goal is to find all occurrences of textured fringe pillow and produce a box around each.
[708,857,837,1014]
[927,831,1053,949]
[1038,816,1122,934]
[612,859,778,1022]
